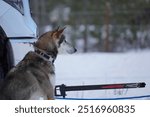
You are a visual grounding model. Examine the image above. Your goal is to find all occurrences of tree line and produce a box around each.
[30,0,150,52]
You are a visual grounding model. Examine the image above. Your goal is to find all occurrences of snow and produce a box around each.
[11,41,150,99]
[55,51,150,99]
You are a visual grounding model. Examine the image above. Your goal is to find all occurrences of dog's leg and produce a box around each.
[47,92,54,100]
[48,98,54,100]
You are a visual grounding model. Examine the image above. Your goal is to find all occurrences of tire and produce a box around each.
[0,26,14,80]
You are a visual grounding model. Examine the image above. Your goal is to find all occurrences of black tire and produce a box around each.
[0,26,14,80]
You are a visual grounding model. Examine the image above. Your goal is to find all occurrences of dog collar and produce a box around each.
[34,46,54,63]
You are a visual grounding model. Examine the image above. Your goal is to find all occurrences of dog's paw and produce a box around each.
[48,98,54,100]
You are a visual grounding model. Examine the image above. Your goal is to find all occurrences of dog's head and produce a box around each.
[35,27,77,54]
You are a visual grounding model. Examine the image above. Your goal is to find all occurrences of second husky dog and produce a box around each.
[0,27,76,100]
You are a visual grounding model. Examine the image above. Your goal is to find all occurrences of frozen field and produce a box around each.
[11,42,150,99]
[55,51,150,99]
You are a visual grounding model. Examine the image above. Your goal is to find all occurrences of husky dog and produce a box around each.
[0,27,76,100]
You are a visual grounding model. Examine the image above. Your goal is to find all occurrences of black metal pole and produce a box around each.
[55,82,146,98]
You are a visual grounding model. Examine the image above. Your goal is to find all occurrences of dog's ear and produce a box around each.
[54,26,60,32]
[51,27,66,39]
[57,27,66,34]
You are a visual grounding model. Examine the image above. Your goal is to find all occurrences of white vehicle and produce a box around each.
[0,0,37,80]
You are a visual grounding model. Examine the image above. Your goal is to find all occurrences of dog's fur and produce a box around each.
[0,27,76,100]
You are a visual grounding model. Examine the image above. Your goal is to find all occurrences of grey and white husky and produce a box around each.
[0,27,76,100]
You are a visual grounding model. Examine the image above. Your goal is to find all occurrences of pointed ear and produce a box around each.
[51,27,66,39]
[54,26,60,32]
[57,27,66,34]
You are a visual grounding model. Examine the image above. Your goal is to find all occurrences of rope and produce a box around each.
[56,95,150,100]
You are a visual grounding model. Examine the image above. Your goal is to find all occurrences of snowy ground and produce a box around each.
[55,51,150,99]
[11,41,150,99]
